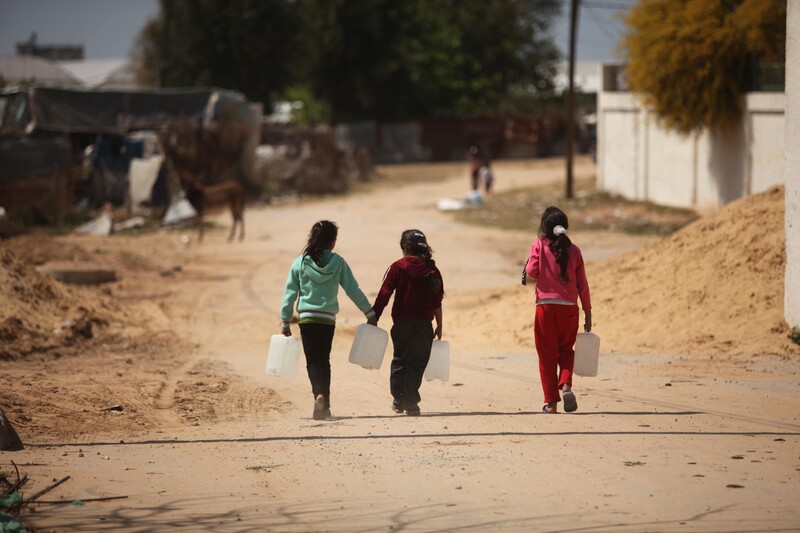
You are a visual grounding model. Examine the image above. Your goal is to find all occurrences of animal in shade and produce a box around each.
[178,169,245,243]
[159,124,246,243]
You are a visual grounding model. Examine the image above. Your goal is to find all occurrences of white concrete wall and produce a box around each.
[786,1,800,327]
[598,73,784,209]
[646,123,697,206]
[597,92,639,196]
[748,93,786,193]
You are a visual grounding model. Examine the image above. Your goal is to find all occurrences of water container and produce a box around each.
[348,324,389,370]
[266,335,302,378]
[424,339,450,381]
[573,332,600,377]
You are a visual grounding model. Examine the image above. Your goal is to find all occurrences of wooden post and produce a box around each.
[565,0,580,199]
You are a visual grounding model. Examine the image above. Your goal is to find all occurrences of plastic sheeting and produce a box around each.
[128,155,163,209]
[163,198,197,225]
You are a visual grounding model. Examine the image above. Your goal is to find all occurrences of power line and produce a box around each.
[585,5,622,43]
[579,1,633,10]
[555,0,634,17]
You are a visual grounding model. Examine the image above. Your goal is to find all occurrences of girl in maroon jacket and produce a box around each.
[369,230,444,416]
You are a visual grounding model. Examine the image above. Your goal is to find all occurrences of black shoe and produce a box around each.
[392,400,405,413]
[406,405,421,416]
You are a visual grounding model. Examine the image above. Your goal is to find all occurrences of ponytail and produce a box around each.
[303,220,338,266]
[538,206,572,282]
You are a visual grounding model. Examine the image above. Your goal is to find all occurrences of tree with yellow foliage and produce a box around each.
[622,0,786,135]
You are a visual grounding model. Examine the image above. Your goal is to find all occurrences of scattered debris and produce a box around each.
[437,191,484,212]
[26,476,71,504]
[254,124,375,198]
[76,204,113,236]
[160,265,182,277]
[113,217,146,232]
[1,467,71,527]
[35,495,128,505]
[163,199,197,226]
[437,198,466,211]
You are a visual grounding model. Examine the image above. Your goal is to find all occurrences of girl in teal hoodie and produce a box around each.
[280,220,376,420]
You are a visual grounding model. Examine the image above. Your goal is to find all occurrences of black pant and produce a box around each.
[299,323,335,409]
[390,319,434,408]
[470,171,480,191]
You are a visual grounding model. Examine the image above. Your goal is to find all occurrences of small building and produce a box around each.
[59,59,140,90]
[0,55,82,87]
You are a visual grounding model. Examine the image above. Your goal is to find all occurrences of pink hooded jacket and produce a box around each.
[525,238,591,310]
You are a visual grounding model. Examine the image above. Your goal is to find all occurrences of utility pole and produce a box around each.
[565,0,580,199]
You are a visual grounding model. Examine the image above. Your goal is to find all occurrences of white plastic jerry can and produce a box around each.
[348,323,389,370]
[266,334,302,378]
[424,339,450,381]
[573,332,600,377]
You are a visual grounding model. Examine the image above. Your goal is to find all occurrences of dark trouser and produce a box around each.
[390,319,434,409]
[299,322,335,409]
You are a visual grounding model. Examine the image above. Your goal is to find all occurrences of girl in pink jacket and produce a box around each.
[524,206,592,413]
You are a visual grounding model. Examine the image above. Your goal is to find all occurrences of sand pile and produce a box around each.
[0,247,110,360]
[588,185,795,356]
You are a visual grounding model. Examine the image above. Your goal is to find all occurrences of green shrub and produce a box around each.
[789,327,800,346]
[622,0,786,135]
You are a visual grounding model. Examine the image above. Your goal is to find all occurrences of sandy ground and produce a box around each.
[2,157,799,532]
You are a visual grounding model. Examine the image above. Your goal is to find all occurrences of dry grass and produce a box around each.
[454,177,700,235]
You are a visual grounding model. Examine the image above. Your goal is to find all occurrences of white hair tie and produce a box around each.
[553,225,567,236]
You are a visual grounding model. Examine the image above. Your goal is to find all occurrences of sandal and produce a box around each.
[562,390,578,413]
[542,404,557,414]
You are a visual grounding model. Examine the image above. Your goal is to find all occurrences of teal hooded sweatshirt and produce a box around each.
[280,251,375,327]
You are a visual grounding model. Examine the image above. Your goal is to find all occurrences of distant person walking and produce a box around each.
[523,207,592,414]
[280,220,376,420]
[369,230,444,416]
[468,146,482,192]
[479,159,494,195]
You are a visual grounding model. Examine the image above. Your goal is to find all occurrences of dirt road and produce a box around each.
[12,158,800,531]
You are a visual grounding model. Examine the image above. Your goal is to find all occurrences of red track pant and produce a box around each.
[534,304,579,404]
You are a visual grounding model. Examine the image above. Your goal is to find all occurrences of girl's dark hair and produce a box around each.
[400,229,442,293]
[303,220,338,266]
[538,206,572,281]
